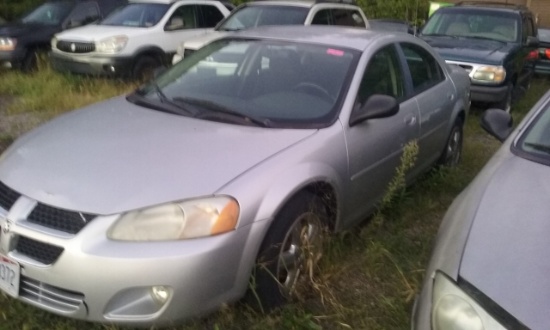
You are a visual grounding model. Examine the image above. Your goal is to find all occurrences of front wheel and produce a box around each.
[493,82,513,113]
[438,118,463,167]
[251,192,328,310]
[132,55,161,81]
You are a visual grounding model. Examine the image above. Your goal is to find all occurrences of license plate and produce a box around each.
[0,254,19,298]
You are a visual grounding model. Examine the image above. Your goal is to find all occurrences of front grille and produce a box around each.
[15,236,64,265]
[0,181,20,211]
[56,40,95,53]
[27,204,96,234]
[20,276,85,313]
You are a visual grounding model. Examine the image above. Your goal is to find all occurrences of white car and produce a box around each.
[50,0,231,78]
[172,0,369,64]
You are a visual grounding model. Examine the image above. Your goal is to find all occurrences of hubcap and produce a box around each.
[276,212,322,294]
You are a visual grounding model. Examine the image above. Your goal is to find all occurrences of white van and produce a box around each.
[50,0,231,78]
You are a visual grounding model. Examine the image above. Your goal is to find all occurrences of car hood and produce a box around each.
[459,154,550,329]
[0,96,316,215]
[421,35,515,65]
[0,22,58,38]
[54,24,160,42]
[184,31,227,50]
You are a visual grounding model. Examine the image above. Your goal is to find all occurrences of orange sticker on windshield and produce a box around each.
[326,49,344,56]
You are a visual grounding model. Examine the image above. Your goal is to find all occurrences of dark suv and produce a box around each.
[0,0,126,72]
[419,2,538,112]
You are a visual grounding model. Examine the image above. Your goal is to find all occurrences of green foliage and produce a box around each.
[0,0,43,20]
[359,0,430,25]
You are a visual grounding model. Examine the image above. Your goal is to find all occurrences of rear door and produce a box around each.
[399,42,455,173]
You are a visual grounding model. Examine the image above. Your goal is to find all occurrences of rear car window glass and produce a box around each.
[401,43,444,92]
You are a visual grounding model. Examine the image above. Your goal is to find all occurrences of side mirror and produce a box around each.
[525,36,539,48]
[349,94,399,126]
[480,109,513,142]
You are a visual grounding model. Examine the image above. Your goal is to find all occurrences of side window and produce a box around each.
[311,9,331,25]
[332,9,365,27]
[199,5,224,28]
[67,2,99,27]
[165,5,197,31]
[401,43,444,93]
[355,45,404,109]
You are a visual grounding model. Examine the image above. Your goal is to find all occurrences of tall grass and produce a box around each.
[1,64,549,329]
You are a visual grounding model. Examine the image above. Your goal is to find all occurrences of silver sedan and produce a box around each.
[0,26,469,326]
[412,91,550,329]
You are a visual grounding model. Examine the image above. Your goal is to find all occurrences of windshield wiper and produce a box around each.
[465,35,506,43]
[524,142,550,154]
[130,84,197,116]
[151,83,197,116]
[173,96,272,127]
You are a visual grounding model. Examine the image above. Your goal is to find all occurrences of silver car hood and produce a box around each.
[459,154,550,329]
[0,97,315,215]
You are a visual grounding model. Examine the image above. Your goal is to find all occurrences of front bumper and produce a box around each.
[470,83,508,103]
[535,59,550,76]
[50,51,134,77]
[0,49,26,69]
[0,197,269,326]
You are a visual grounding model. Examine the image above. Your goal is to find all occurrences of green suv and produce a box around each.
[420,2,538,112]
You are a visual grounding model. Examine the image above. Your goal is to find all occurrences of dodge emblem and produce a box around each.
[70,43,76,52]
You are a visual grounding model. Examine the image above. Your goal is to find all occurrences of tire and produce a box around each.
[21,49,38,73]
[132,55,161,81]
[438,118,463,167]
[493,82,513,113]
[251,192,328,311]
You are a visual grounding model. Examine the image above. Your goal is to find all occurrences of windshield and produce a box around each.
[20,2,73,25]
[101,3,169,27]
[421,9,519,42]
[516,100,550,164]
[133,39,359,128]
[217,5,309,31]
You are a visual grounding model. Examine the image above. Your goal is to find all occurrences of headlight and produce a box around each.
[108,196,239,241]
[177,44,184,56]
[472,66,506,83]
[0,37,16,51]
[432,272,506,330]
[95,35,128,54]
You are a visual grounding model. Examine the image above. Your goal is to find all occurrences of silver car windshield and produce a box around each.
[101,4,170,27]
[517,102,550,163]
[139,39,359,128]
[217,6,309,31]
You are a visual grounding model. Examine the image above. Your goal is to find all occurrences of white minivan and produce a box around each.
[50,0,232,78]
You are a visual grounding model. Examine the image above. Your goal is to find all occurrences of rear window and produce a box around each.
[539,28,550,43]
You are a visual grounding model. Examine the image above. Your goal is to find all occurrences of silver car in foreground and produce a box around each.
[412,91,550,329]
[0,26,469,326]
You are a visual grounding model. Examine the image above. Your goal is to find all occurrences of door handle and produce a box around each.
[405,116,417,126]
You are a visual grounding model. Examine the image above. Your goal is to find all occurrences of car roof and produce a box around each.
[439,2,530,14]
[224,25,408,51]
[244,0,359,9]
